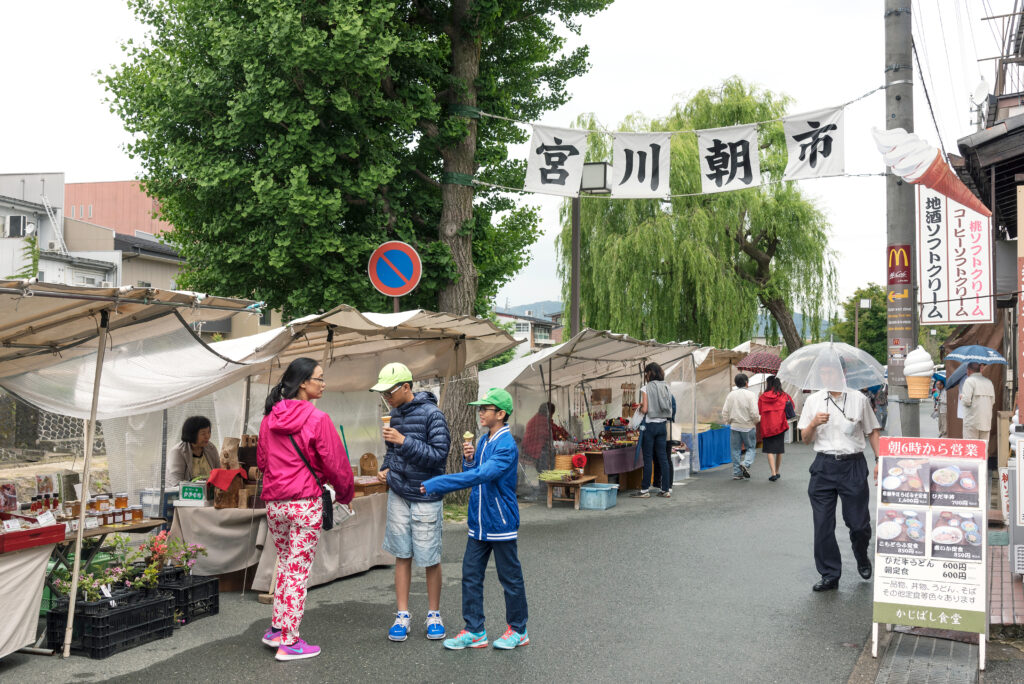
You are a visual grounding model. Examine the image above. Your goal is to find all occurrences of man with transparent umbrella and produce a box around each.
[796,360,881,593]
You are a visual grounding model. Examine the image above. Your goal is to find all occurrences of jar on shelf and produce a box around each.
[72,500,82,518]
[85,512,99,529]
[114,492,128,509]
[129,505,143,522]
[112,509,123,524]
[96,495,110,512]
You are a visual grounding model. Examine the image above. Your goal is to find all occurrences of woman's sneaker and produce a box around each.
[492,626,530,650]
[388,612,411,642]
[261,627,282,648]
[275,639,321,661]
[443,629,488,650]
[425,611,446,639]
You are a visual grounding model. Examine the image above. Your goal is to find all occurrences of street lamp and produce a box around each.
[854,297,871,348]
[570,162,612,337]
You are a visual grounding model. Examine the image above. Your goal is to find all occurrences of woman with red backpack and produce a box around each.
[758,375,794,482]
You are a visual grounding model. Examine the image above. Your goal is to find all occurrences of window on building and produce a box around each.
[88,205,93,218]
[69,205,75,218]
[136,280,152,288]
[37,271,44,282]
[79,205,84,218]
[534,327,551,341]
[259,309,272,326]
[75,274,99,286]
[514,322,530,334]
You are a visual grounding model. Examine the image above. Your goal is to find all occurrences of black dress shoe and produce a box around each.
[812,578,839,592]
[858,562,872,580]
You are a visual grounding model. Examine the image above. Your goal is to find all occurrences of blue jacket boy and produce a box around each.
[382,390,450,503]
[423,425,519,541]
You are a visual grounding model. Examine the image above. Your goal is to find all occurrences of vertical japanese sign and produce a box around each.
[916,186,993,325]
[886,244,913,385]
[524,125,588,197]
[611,132,671,198]
[782,107,845,181]
[873,437,988,635]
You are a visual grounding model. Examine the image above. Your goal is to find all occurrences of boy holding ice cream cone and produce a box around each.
[371,362,451,642]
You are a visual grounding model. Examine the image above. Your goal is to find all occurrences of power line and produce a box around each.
[912,38,949,161]
[933,0,962,146]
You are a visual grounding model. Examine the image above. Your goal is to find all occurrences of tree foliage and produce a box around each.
[104,0,610,318]
[556,77,836,350]
[832,283,887,364]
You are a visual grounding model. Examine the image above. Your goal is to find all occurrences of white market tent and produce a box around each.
[0,280,516,656]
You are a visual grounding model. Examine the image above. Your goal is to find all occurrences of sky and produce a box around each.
[2,1,1016,313]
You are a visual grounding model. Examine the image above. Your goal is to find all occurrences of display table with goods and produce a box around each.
[250,491,392,592]
[43,530,216,659]
[572,420,642,484]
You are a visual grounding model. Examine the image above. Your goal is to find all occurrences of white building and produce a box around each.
[494,310,558,359]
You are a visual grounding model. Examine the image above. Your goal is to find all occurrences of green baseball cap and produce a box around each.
[468,387,514,416]
[370,362,413,392]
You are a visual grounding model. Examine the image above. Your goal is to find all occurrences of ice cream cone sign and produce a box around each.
[872,127,991,217]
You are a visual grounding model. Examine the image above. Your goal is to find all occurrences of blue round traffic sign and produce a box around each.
[368,241,422,297]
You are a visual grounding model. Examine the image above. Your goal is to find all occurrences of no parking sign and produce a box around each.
[368,241,422,297]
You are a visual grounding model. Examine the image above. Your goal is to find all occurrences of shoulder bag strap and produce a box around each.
[289,434,324,489]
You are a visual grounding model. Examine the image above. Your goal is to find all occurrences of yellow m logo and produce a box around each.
[888,247,909,268]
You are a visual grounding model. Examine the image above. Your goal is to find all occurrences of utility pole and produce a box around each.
[570,196,581,337]
[884,0,920,437]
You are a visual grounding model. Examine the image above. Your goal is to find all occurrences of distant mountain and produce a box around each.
[497,300,563,318]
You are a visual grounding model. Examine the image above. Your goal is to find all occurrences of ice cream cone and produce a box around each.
[906,375,931,399]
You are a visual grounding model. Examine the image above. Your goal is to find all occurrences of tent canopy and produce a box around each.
[0,289,516,419]
[479,328,698,393]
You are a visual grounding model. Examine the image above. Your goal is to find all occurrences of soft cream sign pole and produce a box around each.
[871,436,987,671]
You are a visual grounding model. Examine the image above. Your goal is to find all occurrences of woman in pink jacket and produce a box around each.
[256,357,354,661]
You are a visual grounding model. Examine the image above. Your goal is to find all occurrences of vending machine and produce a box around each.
[1010,443,1024,575]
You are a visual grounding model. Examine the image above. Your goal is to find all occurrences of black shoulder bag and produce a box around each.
[288,435,334,530]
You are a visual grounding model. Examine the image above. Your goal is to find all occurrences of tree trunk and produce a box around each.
[438,0,481,503]
[759,295,803,353]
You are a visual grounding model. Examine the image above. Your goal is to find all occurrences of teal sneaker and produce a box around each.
[492,625,529,650]
[443,629,488,650]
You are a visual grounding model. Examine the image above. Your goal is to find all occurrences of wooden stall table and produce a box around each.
[543,475,596,510]
[583,446,642,489]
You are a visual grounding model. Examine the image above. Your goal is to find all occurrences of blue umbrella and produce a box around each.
[945,344,1006,365]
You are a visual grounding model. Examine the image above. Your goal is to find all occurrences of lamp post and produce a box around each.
[854,297,871,348]
[570,162,612,337]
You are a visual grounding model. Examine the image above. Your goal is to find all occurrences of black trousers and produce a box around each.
[807,453,872,581]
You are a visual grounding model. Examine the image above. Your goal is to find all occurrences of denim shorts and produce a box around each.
[382,491,443,567]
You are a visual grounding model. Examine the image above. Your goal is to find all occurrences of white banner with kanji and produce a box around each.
[524,125,588,197]
[783,107,844,181]
[916,186,994,325]
[611,132,671,198]
[697,123,760,195]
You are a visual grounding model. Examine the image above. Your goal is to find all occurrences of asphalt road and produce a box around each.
[1,434,883,684]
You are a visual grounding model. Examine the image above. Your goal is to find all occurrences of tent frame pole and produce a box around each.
[63,310,110,657]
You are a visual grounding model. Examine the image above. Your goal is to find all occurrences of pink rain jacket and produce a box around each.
[257,399,354,504]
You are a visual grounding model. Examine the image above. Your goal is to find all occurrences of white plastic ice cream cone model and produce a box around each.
[903,346,935,399]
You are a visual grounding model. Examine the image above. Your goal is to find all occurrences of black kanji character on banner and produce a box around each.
[792,120,838,168]
[619,143,662,191]
[535,137,579,186]
[704,138,753,187]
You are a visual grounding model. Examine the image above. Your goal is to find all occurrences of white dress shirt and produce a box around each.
[798,390,880,455]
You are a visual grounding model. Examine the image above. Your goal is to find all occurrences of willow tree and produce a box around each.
[557,78,836,350]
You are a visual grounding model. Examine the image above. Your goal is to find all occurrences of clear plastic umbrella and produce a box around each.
[778,341,886,392]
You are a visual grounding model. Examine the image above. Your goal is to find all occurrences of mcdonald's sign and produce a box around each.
[887,244,911,285]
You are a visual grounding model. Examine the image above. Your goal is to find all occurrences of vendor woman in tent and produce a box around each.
[166,415,219,483]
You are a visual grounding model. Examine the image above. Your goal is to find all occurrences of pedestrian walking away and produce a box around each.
[631,362,674,498]
[422,387,530,651]
[371,362,452,642]
[960,363,995,447]
[757,375,793,482]
[257,357,355,661]
[721,373,760,480]
[798,364,880,593]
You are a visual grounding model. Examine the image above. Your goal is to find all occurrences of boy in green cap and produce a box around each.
[420,387,529,650]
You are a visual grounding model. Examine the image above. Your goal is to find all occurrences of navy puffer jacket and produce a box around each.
[381,391,451,502]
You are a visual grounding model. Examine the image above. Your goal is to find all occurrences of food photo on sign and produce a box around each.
[879,457,930,506]
[876,508,926,557]
[929,510,982,561]
[929,461,980,508]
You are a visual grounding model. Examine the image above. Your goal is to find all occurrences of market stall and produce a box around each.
[479,328,699,493]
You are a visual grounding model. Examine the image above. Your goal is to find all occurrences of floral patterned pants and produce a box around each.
[267,496,322,644]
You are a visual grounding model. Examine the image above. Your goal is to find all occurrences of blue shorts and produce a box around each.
[382,491,443,567]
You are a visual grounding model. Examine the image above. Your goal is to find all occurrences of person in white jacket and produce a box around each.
[721,374,760,480]
[960,363,995,446]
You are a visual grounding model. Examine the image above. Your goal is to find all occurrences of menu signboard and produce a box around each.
[872,437,987,646]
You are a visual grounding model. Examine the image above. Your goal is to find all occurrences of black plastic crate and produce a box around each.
[159,575,219,626]
[46,591,174,659]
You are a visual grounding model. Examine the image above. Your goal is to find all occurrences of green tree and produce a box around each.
[104,0,612,491]
[832,283,887,364]
[5,235,39,280]
[556,78,836,350]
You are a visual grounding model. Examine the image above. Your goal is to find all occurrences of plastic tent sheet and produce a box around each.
[213,306,518,391]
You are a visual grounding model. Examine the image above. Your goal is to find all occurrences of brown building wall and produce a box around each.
[62,218,115,252]
[64,181,173,237]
